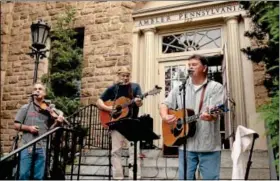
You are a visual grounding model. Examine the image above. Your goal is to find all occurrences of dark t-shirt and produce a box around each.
[14,102,53,148]
[100,83,142,118]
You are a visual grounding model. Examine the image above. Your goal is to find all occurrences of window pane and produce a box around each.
[162,28,221,54]
[164,64,186,97]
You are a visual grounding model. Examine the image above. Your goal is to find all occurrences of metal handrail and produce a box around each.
[0,126,76,162]
[67,103,97,118]
[266,130,278,179]
[67,104,109,149]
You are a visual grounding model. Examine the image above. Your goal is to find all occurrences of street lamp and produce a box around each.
[27,19,51,84]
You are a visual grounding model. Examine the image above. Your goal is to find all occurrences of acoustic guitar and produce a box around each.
[100,85,162,128]
[162,104,229,147]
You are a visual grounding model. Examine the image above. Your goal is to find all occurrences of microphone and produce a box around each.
[29,93,39,97]
[179,70,193,91]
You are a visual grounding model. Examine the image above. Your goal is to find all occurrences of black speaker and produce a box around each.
[138,114,155,149]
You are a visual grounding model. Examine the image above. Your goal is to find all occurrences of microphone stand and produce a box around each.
[226,93,236,142]
[179,74,190,180]
[108,83,120,180]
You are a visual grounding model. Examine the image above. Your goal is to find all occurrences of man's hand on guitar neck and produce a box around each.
[135,96,143,107]
[200,107,218,121]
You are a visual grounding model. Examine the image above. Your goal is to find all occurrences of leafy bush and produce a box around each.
[42,6,82,116]
[258,91,279,174]
[240,1,279,177]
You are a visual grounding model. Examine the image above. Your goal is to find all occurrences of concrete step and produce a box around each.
[66,174,167,180]
[68,165,270,180]
[84,148,269,157]
[80,149,269,169]
[79,153,269,169]
[67,149,270,180]
[84,148,162,158]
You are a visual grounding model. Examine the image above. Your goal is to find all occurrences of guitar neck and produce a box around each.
[186,113,200,124]
[185,110,223,124]
[121,93,148,109]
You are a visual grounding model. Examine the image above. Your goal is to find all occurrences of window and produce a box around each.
[162,28,221,54]
[164,65,186,97]
[73,27,85,50]
[73,27,84,98]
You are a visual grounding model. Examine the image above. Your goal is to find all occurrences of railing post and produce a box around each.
[267,133,278,179]
[77,128,85,180]
[15,150,20,180]
[51,129,63,179]
[70,130,77,180]
[88,105,93,148]
[44,136,50,179]
[12,135,20,180]
[30,144,37,180]
[63,131,70,174]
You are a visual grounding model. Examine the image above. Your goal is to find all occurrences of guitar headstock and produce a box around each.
[210,104,229,114]
[145,85,162,96]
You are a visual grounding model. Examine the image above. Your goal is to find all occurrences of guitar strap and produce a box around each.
[128,83,134,117]
[128,83,134,99]
[198,82,208,113]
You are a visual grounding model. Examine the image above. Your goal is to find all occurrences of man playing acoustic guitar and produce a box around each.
[96,67,143,180]
[160,54,225,180]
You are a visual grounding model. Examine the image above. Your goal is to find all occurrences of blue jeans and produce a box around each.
[179,149,221,180]
[19,147,46,180]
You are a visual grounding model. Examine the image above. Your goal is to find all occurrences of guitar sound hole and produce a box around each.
[111,105,122,119]
[172,119,183,137]
[176,119,182,130]
[115,105,122,112]
[112,112,121,119]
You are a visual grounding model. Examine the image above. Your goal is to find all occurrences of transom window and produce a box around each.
[162,28,221,54]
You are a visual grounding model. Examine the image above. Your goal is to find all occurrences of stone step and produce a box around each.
[84,148,268,157]
[69,148,270,180]
[66,174,168,180]
[84,148,162,158]
[78,154,269,169]
[68,165,270,180]
[80,149,269,169]
[66,175,108,180]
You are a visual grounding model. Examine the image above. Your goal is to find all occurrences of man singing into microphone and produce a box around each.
[160,54,225,180]
[96,67,143,179]
[14,83,64,180]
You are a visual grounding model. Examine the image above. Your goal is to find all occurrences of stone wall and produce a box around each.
[1,2,16,153]
[253,62,270,108]
[0,1,138,153]
[79,1,137,105]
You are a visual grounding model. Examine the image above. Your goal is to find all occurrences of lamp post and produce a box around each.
[27,19,51,84]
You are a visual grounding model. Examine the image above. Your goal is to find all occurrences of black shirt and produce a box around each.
[100,83,142,118]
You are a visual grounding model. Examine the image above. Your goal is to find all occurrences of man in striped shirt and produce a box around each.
[160,54,225,180]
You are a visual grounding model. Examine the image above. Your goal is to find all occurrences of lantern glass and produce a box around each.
[31,20,50,50]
